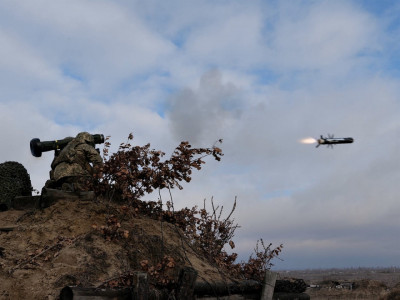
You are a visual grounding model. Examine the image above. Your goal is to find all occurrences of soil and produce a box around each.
[0,197,230,299]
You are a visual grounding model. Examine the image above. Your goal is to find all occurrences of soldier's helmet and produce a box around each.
[75,132,94,145]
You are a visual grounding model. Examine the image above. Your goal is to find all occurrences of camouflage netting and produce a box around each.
[0,161,32,210]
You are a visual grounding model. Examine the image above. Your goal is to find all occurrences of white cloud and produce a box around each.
[184,11,264,67]
[0,0,176,95]
[266,1,380,71]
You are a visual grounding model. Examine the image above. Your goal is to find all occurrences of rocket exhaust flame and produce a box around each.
[300,138,317,144]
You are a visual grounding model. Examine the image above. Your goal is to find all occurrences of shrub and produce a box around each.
[93,133,223,202]
[93,133,282,283]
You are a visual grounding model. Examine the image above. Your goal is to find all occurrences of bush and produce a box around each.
[0,161,32,210]
[93,133,223,202]
[93,133,282,283]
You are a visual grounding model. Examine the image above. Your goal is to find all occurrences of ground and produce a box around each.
[2,197,400,300]
[280,269,400,300]
[0,197,230,299]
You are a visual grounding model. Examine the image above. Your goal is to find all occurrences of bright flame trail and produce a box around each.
[300,137,317,144]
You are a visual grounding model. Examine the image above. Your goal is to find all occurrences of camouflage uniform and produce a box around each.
[48,132,103,191]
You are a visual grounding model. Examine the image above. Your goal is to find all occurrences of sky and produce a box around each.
[1,0,400,270]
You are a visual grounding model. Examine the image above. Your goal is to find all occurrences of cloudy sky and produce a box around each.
[2,0,400,270]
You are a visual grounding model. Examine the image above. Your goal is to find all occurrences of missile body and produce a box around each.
[317,136,354,148]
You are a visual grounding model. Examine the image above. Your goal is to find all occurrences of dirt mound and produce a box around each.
[0,198,229,299]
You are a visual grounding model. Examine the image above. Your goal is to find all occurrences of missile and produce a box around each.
[316,135,354,148]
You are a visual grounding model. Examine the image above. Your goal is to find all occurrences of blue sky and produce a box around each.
[1,0,400,270]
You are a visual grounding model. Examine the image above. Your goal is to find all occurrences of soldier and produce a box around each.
[46,132,103,192]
